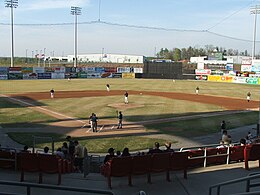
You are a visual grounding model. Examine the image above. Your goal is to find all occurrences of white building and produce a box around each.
[67,53,144,64]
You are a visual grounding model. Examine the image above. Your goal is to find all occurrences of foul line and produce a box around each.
[0,94,85,124]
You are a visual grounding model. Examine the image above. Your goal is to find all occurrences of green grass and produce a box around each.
[7,132,171,153]
[40,95,224,121]
[145,111,259,137]
[0,98,57,128]
[1,79,259,100]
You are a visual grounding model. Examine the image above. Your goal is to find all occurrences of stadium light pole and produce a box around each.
[5,0,18,67]
[71,6,81,68]
[250,5,260,61]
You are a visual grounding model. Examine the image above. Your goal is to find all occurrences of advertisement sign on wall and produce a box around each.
[87,73,101,78]
[33,67,45,73]
[8,73,23,80]
[195,75,208,80]
[0,74,8,80]
[112,73,122,78]
[21,67,33,73]
[9,67,22,73]
[233,77,247,84]
[23,73,37,80]
[37,73,52,79]
[101,72,113,78]
[134,68,143,73]
[246,77,258,84]
[195,69,211,75]
[117,67,131,73]
[78,72,88,78]
[104,67,117,73]
[0,67,8,74]
[122,73,135,79]
[51,72,65,79]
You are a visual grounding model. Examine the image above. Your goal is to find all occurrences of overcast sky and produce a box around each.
[1,0,260,57]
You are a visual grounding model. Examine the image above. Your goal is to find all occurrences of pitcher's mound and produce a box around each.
[108,103,144,110]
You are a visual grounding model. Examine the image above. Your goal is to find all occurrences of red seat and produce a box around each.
[20,153,39,182]
[188,150,204,168]
[102,156,133,189]
[217,147,228,164]
[131,155,151,184]
[149,153,170,183]
[0,150,16,169]
[244,144,260,170]
[206,148,219,165]
[230,145,244,162]
[169,152,188,179]
[38,154,62,185]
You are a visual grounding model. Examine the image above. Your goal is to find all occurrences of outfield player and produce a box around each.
[124,91,129,104]
[195,86,199,95]
[106,84,110,92]
[50,88,55,98]
[247,91,251,102]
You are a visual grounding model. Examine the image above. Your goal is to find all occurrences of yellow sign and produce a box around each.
[122,73,135,79]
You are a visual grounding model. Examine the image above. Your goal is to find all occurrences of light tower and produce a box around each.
[71,6,81,68]
[5,0,18,67]
[250,5,260,61]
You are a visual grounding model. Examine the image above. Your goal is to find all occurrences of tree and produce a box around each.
[173,48,181,61]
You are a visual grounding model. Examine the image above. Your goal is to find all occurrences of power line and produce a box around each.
[0,19,259,43]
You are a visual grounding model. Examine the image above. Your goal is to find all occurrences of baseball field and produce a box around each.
[0,78,259,153]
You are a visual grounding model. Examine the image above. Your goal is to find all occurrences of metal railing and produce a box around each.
[209,172,260,195]
[0,180,114,195]
[180,143,240,167]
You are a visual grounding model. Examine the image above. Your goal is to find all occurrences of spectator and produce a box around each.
[240,138,246,146]
[104,147,115,164]
[164,142,174,152]
[116,151,121,156]
[21,145,30,153]
[42,146,51,155]
[247,131,253,140]
[61,142,69,159]
[121,147,131,156]
[245,136,252,144]
[216,140,226,149]
[66,136,75,160]
[220,120,226,133]
[222,130,231,144]
[73,140,85,172]
[55,147,65,159]
[147,142,163,154]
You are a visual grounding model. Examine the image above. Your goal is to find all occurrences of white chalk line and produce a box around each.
[0,94,85,124]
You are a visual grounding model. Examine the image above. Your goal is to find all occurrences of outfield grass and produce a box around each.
[7,132,171,153]
[1,79,259,100]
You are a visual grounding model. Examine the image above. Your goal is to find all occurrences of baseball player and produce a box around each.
[106,84,110,92]
[50,88,55,98]
[124,91,129,104]
[195,86,199,95]
[117,111,123,129]
[247,91,251,102]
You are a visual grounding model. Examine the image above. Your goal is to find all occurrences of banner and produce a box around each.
[33,67,45,73]
[0,67,8,74]
[8,73,23,80]
[246,77,258,85]
[134,68,143,73]
[101,72,113,78]
[9,67,22,73]
[104,67,117,73]
[23,73,37,80]
[117,67,131,73]
[95,67,105,73]
[54,67,65,73]
[85,67,96,73]
[122,73,135,79]
[233,77,247,84]
[195,69,211,75]
[195,75,208,80]
[87,73,101,78]
[112,73,122,78]
[37,73,51,79]
[21,67,33,73]
[0,74,8,80]
[78,72,88,78]
[51,72,65,79]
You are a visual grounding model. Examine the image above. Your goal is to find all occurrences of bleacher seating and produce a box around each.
[244,144,260,170]
[100,152,188,189]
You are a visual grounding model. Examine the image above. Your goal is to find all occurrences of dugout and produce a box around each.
[143,61,183,79]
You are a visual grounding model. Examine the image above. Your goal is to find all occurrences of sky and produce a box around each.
[1,0,260,57]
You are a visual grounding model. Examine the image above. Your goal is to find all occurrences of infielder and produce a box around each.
[124,91,129,104]
[50,88,55,98]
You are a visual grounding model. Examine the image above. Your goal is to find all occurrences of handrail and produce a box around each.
[209,174,260,195]
[180,143,238,167]
[0,180,114,195]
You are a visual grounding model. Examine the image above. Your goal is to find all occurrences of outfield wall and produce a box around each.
[0,66,142,80]
[207,75,260,85]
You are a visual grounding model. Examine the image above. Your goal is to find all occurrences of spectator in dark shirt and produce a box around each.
[164,142,174,152]
[121,147,131,156]
[104,147,116,164]
[147,142,163,154]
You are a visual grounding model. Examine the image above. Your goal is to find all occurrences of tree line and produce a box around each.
[156,45,252,61]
